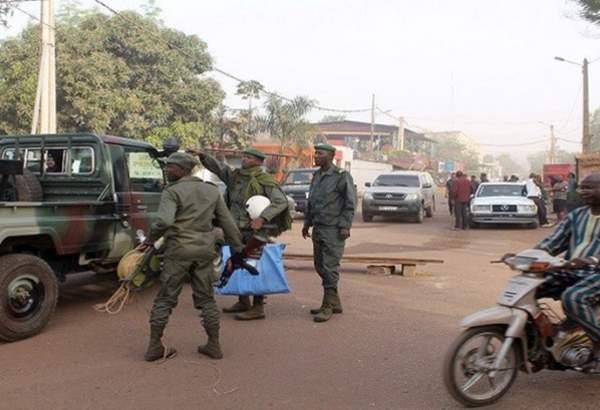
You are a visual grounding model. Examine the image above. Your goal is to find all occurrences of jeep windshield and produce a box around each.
[373,174,419,187]
[478,184,526,197]
[284,171,313,185]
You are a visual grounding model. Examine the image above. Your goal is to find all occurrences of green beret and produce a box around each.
[166,152,198,170]
[242,148,266,160]
[314,143,336,153]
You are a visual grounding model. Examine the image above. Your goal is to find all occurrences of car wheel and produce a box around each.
[414,205,425,223]
[425,205,434,218]
[528,220,539,229]
[362,212,373,222]
[0,254,58,342]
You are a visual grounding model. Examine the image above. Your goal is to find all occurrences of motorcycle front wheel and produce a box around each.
[443,325,519,407]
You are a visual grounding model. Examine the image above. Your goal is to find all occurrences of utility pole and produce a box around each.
[398,116,405,151]
[370,94,375,152]
[583,58,590,153]
[32,0,56,134]
[549,124,556,164]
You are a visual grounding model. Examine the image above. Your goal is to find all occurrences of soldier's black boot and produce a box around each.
[222,296,251,314]
[198,326,223,360]
[309,291,326,315]
[235,296,266,320]
[144,326,177,362]
[313,289,335,323]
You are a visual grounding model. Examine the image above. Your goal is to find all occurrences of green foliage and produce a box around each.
[495,153,525,178]
[527,150,576,175]
[573,0,600,25]
[257,95,315,149]
[0,6,224,147]
[320,115,346,122]
[432,135,480,172]
[236,80,263,100]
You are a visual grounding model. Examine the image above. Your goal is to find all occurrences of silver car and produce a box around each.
[361,171,436,223]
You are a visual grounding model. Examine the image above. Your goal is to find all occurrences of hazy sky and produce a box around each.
[3,0,600,155]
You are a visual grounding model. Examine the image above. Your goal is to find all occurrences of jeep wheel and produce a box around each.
[0,254,58,342]
[362,212,373,222]
[413,206,425,223]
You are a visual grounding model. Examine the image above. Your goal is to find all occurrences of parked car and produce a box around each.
[469,182,538,228]
[281,168,318,214]
[361,171,435,223]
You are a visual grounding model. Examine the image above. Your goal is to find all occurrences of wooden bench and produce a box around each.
[283,253,444,277]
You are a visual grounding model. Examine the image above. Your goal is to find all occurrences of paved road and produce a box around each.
[1,207,599,409]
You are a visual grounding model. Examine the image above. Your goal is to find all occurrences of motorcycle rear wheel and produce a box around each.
[443,325,519,407]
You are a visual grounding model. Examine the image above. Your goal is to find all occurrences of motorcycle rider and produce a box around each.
[526,172,600,368]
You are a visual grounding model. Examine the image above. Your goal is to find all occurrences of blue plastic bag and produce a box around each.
[215,243,291,296]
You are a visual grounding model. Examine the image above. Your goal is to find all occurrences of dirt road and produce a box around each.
[1,208,599,409]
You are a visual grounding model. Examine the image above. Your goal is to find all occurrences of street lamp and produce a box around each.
[554,56,590,153]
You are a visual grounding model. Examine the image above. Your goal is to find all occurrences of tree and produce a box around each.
[256,95,315,150]
[320,115,346,122]
[527,150,576,175]
[590,107,600,151]
[572,0,600,25]
[432,136,480,172]
[0,6,224,149]
[495,153,525,178]
[1,2,14,27]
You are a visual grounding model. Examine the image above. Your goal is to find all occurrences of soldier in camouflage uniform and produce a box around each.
[197,148,289,320]
[302,144,356,323]
[144,152,244,362]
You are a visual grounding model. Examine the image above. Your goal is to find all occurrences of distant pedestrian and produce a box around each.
[480,173,489,183]
[470,175,480,194]
[451,171,472,230]
[509,175,519,182]
[526,173,551,227]
[446,173,456,215]
[566,172,581,212]
[551,175,568,221]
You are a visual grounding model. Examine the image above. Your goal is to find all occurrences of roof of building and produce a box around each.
[313,120,434,142]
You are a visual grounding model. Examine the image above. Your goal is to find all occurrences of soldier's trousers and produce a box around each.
[312,225,346,289]
[149,258,219,330]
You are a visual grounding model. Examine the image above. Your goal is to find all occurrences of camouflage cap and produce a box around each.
[242,148,266,160]
[314,143,336,153]
[166,152,198,170]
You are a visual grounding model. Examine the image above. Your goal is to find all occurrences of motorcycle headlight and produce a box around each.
[404,193,418,201]
[363,192,373,200]
[471,204,491,213]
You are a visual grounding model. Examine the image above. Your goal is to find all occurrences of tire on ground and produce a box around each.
[15,169,43,201]
[0,254,58,342]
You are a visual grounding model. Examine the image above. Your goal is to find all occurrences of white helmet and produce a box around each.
[246,195,271,219]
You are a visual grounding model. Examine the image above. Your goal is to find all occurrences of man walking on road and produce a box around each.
[144,152,244,362]
[197,148,290,321]
[446,173,456,215]
[302,144,356,323]
[451,171,472,230]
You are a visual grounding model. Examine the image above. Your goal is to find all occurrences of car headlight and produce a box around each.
[518,204,537,213]
[363,192,373,200]
[471,204,491,213]
[404,193,418,201]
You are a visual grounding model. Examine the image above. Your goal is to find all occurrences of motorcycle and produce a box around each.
[443,249,600,407]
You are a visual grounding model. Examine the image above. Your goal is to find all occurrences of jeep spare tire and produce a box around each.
[0,254,58,342]
[15,169,43,201]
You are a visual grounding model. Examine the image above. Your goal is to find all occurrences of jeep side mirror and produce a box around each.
[365,182,371,187]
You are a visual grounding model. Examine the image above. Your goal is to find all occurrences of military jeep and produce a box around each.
[0,133,171,342]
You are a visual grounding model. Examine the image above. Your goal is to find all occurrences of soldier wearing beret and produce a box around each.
[302,144,356,322]
[195,148,290,320]
[144,152,244,361]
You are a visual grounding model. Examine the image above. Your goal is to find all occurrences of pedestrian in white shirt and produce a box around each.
[526,173,551,227]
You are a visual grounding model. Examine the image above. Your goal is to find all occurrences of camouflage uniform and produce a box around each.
[200,153,289,318]
[305,164,356,289]
[147,162,243,359]
[305,163,356,321]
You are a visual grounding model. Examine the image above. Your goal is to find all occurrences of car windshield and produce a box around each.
[477,184,526,197]
[284,171,313,185]
[373,174,420,187]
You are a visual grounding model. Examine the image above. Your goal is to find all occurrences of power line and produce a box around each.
[91,0,369,114]
[555,84,582,132]
[557,137,581,144]
[12,3,56,30]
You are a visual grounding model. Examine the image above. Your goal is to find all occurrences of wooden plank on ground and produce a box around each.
[284,253,444,265]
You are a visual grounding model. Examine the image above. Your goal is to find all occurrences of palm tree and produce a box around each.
[257,95,315,152]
